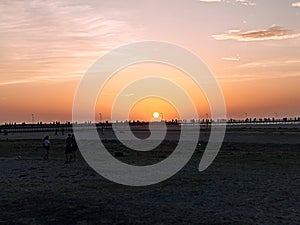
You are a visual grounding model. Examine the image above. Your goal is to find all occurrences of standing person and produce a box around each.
[71,134,78,161]
[43,136,51,160]
[65,134,72,163]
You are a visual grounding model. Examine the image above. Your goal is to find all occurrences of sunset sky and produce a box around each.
[1,0,300,123]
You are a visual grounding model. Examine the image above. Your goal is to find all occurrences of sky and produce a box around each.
[0,0,300,123]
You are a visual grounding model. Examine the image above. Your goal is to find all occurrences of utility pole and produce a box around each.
[31,114,34,124]
[99,113,102,123]
[160,112,164,121]
[205,113,209,129]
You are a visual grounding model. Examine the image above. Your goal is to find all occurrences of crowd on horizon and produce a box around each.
[1,116,300,128]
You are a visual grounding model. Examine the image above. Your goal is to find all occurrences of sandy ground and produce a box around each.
[1,123,300,144]
[0,127,299,224]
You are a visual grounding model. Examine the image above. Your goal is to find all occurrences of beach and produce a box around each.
[0,125,299,224]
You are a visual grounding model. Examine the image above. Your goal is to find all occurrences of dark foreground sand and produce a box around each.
[0,128,299,225]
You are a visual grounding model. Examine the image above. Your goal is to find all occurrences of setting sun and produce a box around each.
[153,112,160,119]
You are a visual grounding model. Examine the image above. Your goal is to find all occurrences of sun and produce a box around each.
[153,112,160,119]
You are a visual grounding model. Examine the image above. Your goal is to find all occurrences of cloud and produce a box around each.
[212,26,300,42]
[0,79,34,86]
[234,0,256,6]
[0,0,139,86]
[219,60,300,82]
[217,72,300,83]
[198,0,222,2]
[0,74,82,87]
[284,60,300,64]
[222,56,240,61]
[103,92,135,97]
[217,58,300,82]
[237,59,300,69]
[292,2,300,7]
[198,0,256,6]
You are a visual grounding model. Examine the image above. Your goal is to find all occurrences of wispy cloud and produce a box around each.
[198,0,256,6]
[0,79,34,87]
[222,55,240,61]
[292,2,300,7]
[218,58,300,82]
[212,26,300,42]
[237,59,300,69]
[234,0,256,6]
[198,0,222,2]
[0,0,139,86]
[218,71,300,83]
[0,74,82,87]
[103,92,135,97]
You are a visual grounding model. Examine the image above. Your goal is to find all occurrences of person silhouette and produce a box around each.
[70,134,78,161]
[65,134,72,163]
[43,136,51,160]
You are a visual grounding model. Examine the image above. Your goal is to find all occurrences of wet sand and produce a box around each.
[0,126,299,224]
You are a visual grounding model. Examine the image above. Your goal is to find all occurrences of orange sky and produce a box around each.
[94,63,210,122]
[0,0,300,123]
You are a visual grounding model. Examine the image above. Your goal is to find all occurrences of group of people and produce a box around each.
[42,134,78,163]
[65,134,77,163]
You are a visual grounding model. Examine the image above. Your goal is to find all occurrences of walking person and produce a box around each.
[70,134,78,161]
[43,136,51,160]
[65,134,72,163]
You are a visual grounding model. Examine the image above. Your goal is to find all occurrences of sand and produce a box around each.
[0,126,299,224]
